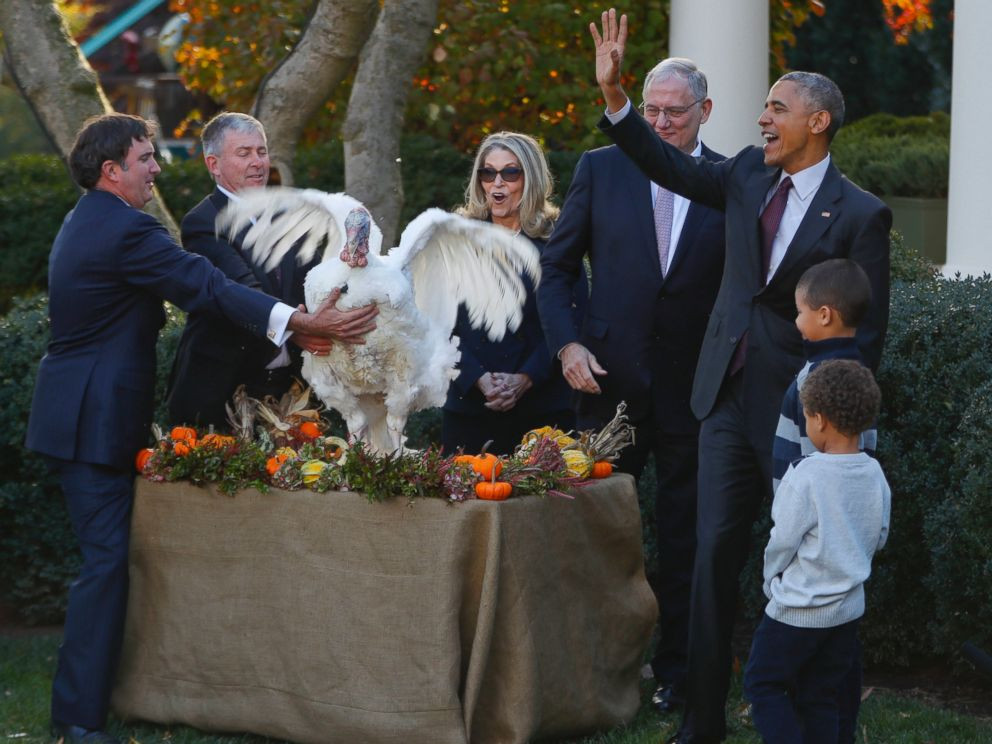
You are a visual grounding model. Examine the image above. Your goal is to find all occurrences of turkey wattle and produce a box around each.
[217,188,540,454]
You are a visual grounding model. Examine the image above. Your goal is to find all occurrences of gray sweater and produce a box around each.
[763,451,891,628]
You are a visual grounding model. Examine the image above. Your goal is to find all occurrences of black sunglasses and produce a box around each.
[477,166,523,183]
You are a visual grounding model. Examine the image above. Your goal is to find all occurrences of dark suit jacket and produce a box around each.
[600,111,891,444]
[537,143,726,434]
[166,188,313,427]
[26,189,275,472]
[445,235,587,416]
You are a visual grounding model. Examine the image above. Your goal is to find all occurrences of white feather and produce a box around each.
[216,187,539,455]
[384,208,541,341]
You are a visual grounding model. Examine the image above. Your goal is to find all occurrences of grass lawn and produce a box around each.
[2,633,990,743]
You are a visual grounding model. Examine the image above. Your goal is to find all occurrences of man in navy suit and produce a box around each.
[591,11,890,744]
[167,112,318,428]
[538,57,725,714]
[25,113,377,743]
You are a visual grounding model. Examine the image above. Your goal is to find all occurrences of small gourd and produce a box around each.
[475,480,512,500]
[170,426,197,443]
[562,449,594,478]
[135,448,154,473]
[454,440,503,481]
[301,459,328,484]
[590,461,614,479]
[298,421,321,440]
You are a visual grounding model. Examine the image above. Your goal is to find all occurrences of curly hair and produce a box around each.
[457,131,558,240]
[796,258,872,329]
[800,360,881,437]
[69,113,157,189]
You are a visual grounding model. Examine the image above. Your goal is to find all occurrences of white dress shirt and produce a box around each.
[762,155,830,282]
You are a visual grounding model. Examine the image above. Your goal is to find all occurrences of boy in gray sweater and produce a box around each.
[744,360,891,744]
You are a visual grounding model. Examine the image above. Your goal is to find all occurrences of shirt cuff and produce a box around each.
[267,302,296,346]
[605,99,632,124]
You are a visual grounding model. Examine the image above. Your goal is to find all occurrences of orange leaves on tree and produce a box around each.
[881,0,933,44]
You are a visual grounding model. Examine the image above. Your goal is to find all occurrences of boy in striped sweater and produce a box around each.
[772,259,878,494]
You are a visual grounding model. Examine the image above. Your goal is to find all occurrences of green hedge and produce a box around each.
[832,112,950,199]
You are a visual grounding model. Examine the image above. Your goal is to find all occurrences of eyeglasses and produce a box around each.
[477,166,523,183]
[639,97,706,121]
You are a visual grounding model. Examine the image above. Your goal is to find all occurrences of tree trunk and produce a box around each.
[0,0,178,235]
[342,0,440,249]
[252,0,379,186]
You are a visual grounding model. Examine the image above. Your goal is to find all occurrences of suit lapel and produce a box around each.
[772,163,843,283]
[666,200,703,279]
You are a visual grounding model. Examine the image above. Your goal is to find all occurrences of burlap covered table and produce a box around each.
[111,474,657,743]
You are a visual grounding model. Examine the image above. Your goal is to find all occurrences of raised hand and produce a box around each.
[589,8,629,111]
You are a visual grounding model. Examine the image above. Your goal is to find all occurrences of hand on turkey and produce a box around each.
[291,287,378,344]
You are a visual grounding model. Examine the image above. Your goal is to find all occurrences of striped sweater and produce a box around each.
[772,336,878,493]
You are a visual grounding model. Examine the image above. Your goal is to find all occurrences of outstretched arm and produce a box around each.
[590,8,630,114]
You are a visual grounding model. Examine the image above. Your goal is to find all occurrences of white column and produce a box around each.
[944,0,992,276]
[669,0,768,155]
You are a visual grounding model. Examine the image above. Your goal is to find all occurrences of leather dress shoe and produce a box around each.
[651,683,685,713]
[51,721,122,744]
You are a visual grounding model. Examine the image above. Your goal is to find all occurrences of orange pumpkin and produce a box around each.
[454,449,503,481]
[170,426,197,443]
[173,441,192,456]
[266,453,289,476]
[475,481,512,500]
[590,461,614,479]
[298,421,321,440]
[134,448,154,473]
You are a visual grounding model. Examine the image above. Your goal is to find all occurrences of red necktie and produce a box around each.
[759,176,793,285]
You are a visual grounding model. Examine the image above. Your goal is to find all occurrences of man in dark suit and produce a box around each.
[538,57,725,713]
[591,12,890,744]
[167,112,317,428]
[25,113,377,743]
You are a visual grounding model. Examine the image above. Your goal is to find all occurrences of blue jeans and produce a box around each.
[744,614,859,744]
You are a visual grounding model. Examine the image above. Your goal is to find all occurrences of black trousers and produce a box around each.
[744,616,860,744]
[49,459,134,730]
[681,374,772,742]
[611,416,699,691]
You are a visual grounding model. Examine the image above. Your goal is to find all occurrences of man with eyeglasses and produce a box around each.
[590,10,890,744]
[538,56,726,716]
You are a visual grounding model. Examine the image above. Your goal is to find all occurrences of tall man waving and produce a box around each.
[590,10,890,744]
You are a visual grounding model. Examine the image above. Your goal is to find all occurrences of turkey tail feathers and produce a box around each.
[388,209,541,342]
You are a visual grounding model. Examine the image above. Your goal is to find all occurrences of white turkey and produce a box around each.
[217,187,540,454]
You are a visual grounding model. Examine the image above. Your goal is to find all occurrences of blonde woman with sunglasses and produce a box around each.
[442,132,588,455]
